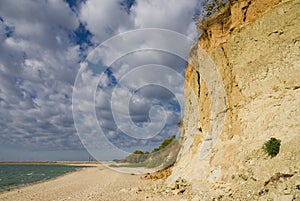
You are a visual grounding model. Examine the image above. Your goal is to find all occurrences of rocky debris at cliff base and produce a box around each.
[168,178,191,195]
[186,163,299,201]
[142,165,172,180]
[165,178,191,195]
[151,177,191,196]
[119,187,143,194]
[218,170,299,201]
[264,172,294,187]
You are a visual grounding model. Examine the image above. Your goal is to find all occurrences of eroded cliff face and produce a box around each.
[168,0,300,199]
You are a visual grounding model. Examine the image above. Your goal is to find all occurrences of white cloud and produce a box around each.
[80,0,131,43]
[0,0,79,50]
[0,0,199,160]
[0,0,82,154]
[131,0,197,36]
[80,0,198,43]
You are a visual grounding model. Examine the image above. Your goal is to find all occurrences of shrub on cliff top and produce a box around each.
[263,137,281,157]
[203,0,227,17]
[151,135,176,153]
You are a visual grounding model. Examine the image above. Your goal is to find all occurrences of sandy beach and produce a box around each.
[0,164,187,201]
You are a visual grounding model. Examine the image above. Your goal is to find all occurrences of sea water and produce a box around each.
[0,164,89,191]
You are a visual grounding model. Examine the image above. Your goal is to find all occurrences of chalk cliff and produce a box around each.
[167,0,300,200]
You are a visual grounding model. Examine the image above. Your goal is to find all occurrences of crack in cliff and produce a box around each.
[196,71,201,98]
[221,46,230,66]
[261,66,270,80]
[242,1,252,22]
[285,85,300,90]
[220,44,244,139]
[267,30,284,37]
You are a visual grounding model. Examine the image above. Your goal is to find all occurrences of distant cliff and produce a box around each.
[167,0,300,200]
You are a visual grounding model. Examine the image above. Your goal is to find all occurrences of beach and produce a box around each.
[0,163,186,201]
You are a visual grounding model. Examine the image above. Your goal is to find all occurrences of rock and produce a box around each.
[170,183,177,190]
[191,196,201,201]
[295,181,300,190]
[129,187,141,193]
[239,174,248,181]
[279,195,294,201]
[166,177,191,195]
[142,166,173,180]
[119,188,128,193]
[283,188,291,195]
[173,188,185,195]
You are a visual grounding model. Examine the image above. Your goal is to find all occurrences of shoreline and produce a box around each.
[0,163,96,193]
[0,167,87,193]
[0,164,186,201]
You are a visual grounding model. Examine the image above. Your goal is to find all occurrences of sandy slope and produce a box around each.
[0,164,185,201]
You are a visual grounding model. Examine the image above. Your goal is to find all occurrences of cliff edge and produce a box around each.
[167,0,300,200]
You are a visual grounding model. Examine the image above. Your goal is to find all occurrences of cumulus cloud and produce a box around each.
[73,51,186,158]
[0,0,84,159]
[80,0,198,43]
[80,0,132,43]
[131,0,198,38]
[0,0,200,160]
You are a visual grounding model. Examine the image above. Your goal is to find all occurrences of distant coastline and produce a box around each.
[0,161,100,165]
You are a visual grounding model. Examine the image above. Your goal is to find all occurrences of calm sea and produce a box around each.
[0,164,89,191]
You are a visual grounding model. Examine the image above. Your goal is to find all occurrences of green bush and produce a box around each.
[152,135,176,153]
[133,150,144,155]
[119,136,179,168]
[263,138,281,157]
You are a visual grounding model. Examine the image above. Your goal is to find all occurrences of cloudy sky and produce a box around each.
[0,0,203,161]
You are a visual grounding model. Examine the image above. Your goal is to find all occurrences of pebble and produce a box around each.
[120,188,128,193]
[191,196,201,201]
[279,195,294,201]
[283,188,291,195]
[295,182,300,190]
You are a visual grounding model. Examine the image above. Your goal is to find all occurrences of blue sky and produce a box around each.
[0,0,202,161]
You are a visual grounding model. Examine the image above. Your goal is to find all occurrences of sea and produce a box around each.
[0,163,89,191]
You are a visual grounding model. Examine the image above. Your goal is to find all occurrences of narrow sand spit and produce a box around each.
[0,164,187,201]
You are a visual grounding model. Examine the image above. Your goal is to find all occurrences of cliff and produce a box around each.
[167,0,300,200]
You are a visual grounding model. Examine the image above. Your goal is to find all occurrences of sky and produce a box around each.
[0,0,204,161]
